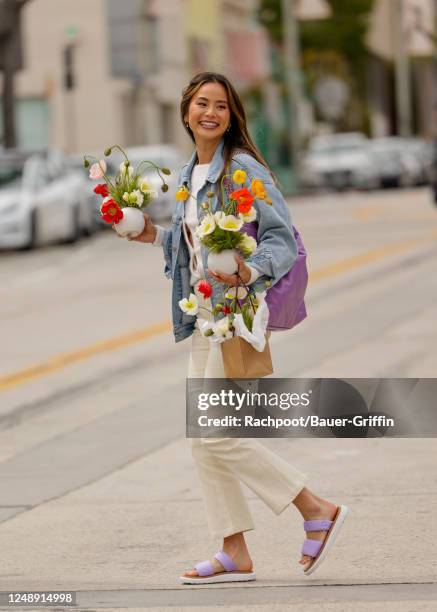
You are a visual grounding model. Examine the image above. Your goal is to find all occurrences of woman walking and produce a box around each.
[121,72,348,584]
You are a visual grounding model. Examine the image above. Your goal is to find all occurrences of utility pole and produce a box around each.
[281,0,304,186]
[281,1,331,188]
[393,0,412,137]
[63,39,77,153]
[0,0,29,148]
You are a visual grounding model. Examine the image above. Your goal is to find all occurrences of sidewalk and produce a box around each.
[1,435,436,610]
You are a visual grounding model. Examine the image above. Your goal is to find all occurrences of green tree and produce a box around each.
[259,0,375,131]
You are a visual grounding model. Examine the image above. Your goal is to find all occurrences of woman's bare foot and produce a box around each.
[293,488,338,566]
[183,532,253,577]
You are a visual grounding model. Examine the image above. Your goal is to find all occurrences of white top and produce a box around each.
[182,163,210,285]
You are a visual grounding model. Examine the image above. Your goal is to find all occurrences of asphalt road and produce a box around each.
[0,187,436,610]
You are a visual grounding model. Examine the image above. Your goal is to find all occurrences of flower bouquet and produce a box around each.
[83,146,171,237]
[179,278,273,378]
[175,169,271,274]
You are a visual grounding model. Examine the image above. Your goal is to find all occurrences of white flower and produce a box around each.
[138,176,158,199]
[122,189,144,206]
[239,207,257,223]
[198,318,215,339]
[143,188,158,200]
[195,213,216,238]
[214,211,225,222]
[138,176,151,192]
[213,316,233,340]
[178,293,199,316]
[216,214,243,232]
[225,287,248,299]
[119,162,134,176]
[239,233,257,256]
[132,189,144,205]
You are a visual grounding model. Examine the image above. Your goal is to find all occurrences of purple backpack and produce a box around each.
[243,221,308,331]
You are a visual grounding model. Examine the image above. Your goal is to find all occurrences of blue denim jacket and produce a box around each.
[160,138,297,343]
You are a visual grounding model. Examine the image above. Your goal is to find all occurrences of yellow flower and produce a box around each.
[175,186,189,201]
[233,169,247,185]
[251,179,267,200]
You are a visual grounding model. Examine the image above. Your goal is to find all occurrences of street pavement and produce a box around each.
[0,187,436,610]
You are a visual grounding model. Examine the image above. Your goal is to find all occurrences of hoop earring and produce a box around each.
[226,125,231,132]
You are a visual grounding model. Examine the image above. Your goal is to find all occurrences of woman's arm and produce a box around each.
[230,152,298,285]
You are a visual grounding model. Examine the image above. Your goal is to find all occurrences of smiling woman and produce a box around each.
[114,71,349,586]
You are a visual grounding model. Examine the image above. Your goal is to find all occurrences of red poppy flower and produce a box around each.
[101,198,124,224]
[230,187,254,214]
[222,305,231,315]
[198,280,213,298]
[93,183,109,197]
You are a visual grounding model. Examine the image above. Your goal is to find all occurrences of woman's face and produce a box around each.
[184,82,231,147]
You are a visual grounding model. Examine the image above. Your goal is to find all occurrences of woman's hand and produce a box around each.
[112,213,157,243]
[207,254,251,286]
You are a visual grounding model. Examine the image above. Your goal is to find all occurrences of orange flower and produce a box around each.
[251,179,267,200]
[230,187,254,214]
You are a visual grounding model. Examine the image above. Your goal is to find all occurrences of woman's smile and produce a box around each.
[198,121,220,129]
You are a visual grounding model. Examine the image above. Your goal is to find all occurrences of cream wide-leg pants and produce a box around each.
[187,290,308,540]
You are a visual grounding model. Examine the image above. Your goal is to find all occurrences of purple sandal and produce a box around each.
[180,550,256,584]
[301,505,349,575]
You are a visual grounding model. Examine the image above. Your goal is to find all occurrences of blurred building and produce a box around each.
[5,0,187,153]
[0,0,271,155]
[366,0,436,138]
[183,0,273,158]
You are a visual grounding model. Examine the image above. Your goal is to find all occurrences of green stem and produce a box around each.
[220,172,235,213]
[197,306,213,315]
[107,145,130,164]
[133,160,167,189]
[220,174,227,212]
[246,290,257,316]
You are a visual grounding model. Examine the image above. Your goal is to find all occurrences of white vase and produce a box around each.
[114,207,145,238]
[208,249,238,275]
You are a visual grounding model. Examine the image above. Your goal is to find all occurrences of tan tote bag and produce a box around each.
[221,332,273,378]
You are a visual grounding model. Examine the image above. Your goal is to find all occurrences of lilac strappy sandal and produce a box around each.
[180,550,256,584]
[301,505,349,576]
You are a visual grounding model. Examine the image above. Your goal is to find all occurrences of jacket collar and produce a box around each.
[180,138,226,187]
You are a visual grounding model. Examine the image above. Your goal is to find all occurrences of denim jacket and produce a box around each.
[160,138,297,343]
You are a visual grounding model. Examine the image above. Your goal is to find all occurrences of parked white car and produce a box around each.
[301,133,380,191]
[368,137,425,188]
[0,150,96,250]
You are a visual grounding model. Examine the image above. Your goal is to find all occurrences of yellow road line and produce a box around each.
[1,233,436,391]
[309,237,423,282]
[0,320,172,391]
[352,207,381,220]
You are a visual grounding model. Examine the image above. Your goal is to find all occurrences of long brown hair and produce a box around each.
[180,72,273,182]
